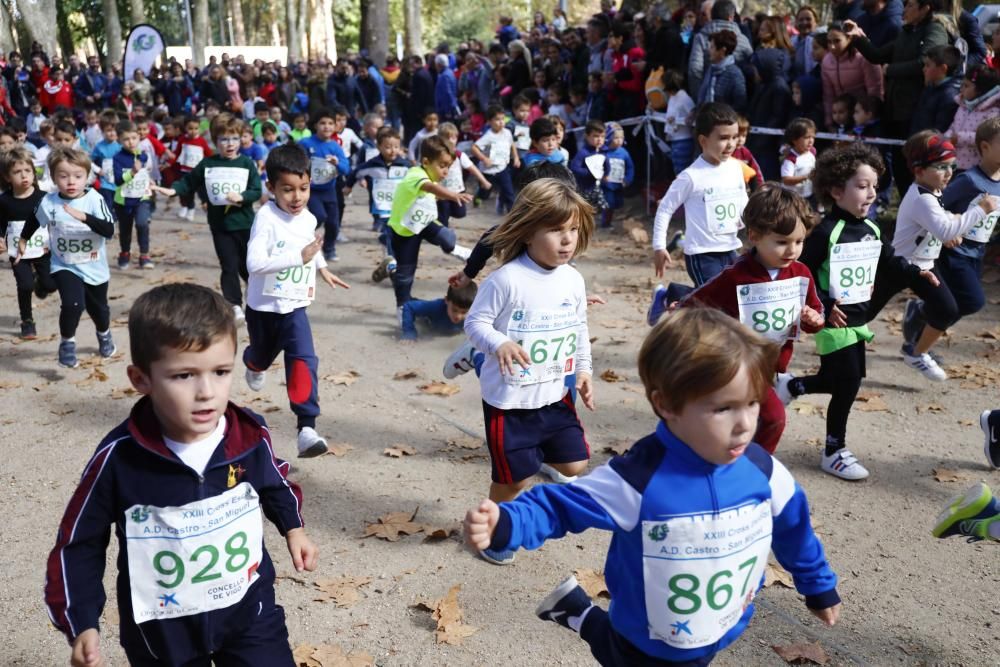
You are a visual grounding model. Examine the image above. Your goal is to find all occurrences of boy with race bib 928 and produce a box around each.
[464,307,840,666]
[243,144,351,459]
[44,283,319,667]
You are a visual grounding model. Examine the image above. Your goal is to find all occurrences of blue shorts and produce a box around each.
[482,394,590,484]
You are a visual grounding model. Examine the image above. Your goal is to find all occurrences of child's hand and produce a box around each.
[62,204,87,222]
[456,192,474,205]
[943,236,963,249]
[0,237,6,255]
[800,304,824,329]
[577,371,595,411]
[319,267,350,289]
[448,271,471,288]
[513,157,521,169]
[13,238,26,265]
[325,155,339,165]
[463,499,500,551]
[301,237,322,264]
[827,300,847,328]
[586,294,607,306]
[71,628,103,667]
[919,270,940,287]
[809,602,841,627]
[653,248,674,277]
[285,527,319,572]
[152,185,176,197]
[496,340,530,376]
[225,191,243,204]
[978,195,998,215]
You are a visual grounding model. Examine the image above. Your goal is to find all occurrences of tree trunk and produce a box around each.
[192,0,210,66]
[101,0,123,67]
[130,0,146,26]
[0,1,18,56]
[285,0,299,60]
[14,0,59,58]
[403,0,422,57]
[297,0,309,61]
[362,0,389,67]
[309,0,336,62]
[227,0,246,45]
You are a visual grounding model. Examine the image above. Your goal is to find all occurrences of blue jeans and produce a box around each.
[437,199,467,227]
[115,201,151,255]
[684,250,739,287]
[484,168,515,213]
[936,246,986,318]
[307,188,340,256]
[389,223,457,306]
[669,138,694,176]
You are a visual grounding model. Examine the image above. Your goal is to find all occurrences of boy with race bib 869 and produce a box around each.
[44,283,319,667]
[464,308,840,666]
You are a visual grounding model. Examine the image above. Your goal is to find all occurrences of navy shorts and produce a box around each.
[482,394,590,484]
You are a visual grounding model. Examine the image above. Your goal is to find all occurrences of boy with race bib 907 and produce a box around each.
[243,145,351,459]
[44,283,319,667]
[464,308,840,666]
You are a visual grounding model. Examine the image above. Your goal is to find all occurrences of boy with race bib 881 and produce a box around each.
[243,144,351,459]
[464,308,840,666]
[44,283,319,667]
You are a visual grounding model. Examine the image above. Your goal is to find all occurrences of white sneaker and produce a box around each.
[820,449,870,481]
[245,368,266,391]
[177,207,189,220]
[902,349,947,381]
[185,207,196,221]
[443,339,478,379]
[451,244,472,261]
[538,463,578,484]
[337,232,349,243]
[297,427,329,458]
[774,373,796,406]
[232,305,246,324]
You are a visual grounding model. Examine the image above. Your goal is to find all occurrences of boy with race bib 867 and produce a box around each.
[44,283,319,667]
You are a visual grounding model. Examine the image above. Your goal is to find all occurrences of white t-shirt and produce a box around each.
[164,416,226,476]
[664,90,695,141]
[465,253,592,410]
[780,149,816,199]
[246,201,327,313]
[338,128,363,160]
[652,156,746,255]
[894,183,986,270]
[442,152,474,192]
[474,128,514,175]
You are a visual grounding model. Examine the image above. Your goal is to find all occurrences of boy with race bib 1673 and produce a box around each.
[464,307,840,666]
[44,283,319,667]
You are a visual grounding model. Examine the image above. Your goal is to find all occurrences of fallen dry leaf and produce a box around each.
[0,380,23,389]
[431,585,479,645]
[364,508,424,541]
[445,436,482,450]
[804,437,823,448]
[325,370,360,386]
[772,641,830,665]
[932,468,966,483]
[422,524,460,541]
[603,441,631,456]
[977,327,1000,341]
[109,386,138,400]
[418,381,461,397]
[384,445,417,458]
[855,392,889,412]
[575,568,611,599]
[764,560,794,589]
[324,443,354,457]
[313,576,373,607]
[916,403,946,414]
[293,643,374,667]
[794,402,826,417]
[628,226,649,244]
[393,368,421,380]
[600,369,625,382]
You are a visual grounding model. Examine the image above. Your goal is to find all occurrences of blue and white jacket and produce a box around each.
[489,422,839,662]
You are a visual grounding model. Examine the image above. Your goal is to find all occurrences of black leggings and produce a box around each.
[791,341,865,451]
[866,266,958,332]
[211,228,250,307]
[10,255,56,321]
[52,270,110,338]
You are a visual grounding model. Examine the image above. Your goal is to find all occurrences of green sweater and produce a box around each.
[171,154,263,232]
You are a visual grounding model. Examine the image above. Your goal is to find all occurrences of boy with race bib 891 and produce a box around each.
[243,144,351,459]
[44,283,319,667]
[464,308,840,666]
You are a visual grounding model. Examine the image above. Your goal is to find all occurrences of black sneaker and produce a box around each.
[983,410,1000,470]
[535,575,594,631]
[666,230,685,254]
[19,320,36,340]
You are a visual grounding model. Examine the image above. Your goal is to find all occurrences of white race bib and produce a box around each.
[442,160,465,193]
[607,158,626,184]
[371,179,397,216]
[584,154,605,180]
[736,277,808,343]
[484,140,510,169]
[6,220,47,260]
[52,221,101,265]
[642,502,772,649]
[513,125,531,151]
[204,167,249,206]
[310,157,337,185]
[178,144,204,169]
[125,483,264,623]
[401,196,438,234]
[505,307,579,386]
[829,240,881,305]
[262,262,316,301]
[912,233,942,262]
[388,166,409,180]
[120,169,150,200]
[704,187,746,236]
[101,159,114,180]
[964,195,998,244]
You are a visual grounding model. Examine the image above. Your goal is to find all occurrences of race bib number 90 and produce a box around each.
[125,483,264,623]
[703,187,746,236]
[736,277,808,343]
[642,502,772,649]
[828,240,881,305]
[506,307,579,386]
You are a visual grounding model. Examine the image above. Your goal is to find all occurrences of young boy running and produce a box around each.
[464,308,840,665]
[112,120,154,270]
[243,144,351,458]
[44,283,318,667]
[471,105,519,215]
[298,108,350,262]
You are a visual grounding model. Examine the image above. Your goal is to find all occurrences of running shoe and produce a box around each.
[646,284,668,326]
[139,255,155,270]
[774,373,796,406]
[443,340,479,379]
[536,575,594,631]
[932,482,1000,540]
[97,330,116,358]
[983,410,1000,470]
[117,252,130,270]
[372,256,396,283]
[58,339,79,369]
[820,448,869,481]
[246,368,266,392]
[232,305,246,324]
[538,463,578,484]
[297,427,329,458]
[479,547,516,565]
[19,320,36,340]
[902,344,947,381]
[902,298,925,346]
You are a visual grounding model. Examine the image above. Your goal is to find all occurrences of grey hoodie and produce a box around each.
[687,19,754,96]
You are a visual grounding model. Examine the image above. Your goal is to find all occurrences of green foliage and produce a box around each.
[334,0,362,52]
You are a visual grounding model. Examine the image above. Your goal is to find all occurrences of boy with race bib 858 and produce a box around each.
[44,283,319,667]
[464,308,840,666]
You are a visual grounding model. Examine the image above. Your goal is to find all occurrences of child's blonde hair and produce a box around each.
[488,179,594,265]
[438,122,459,140]
[0,147,37,186]
[48,146,91,176]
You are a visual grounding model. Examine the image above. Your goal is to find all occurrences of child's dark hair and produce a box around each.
[694,102,739,138]
[422,107,439,120]
[812,142,885,208]
[253,100,269,113]
[831,93,855,114]
[445,281,478,309]
[811,31,828,50]
[924,45,962,76]
[7,117,25,134]
[854,94,882,118]
[663,69,684,93]
[548,81,568,103]
[512,94,531,110]
[54,120,77,137]
[265,143,310,182]
[330,104,349,119]
[515,160,576,189]
[784,117,816,144]
[585,119,605,135]
[310,107,337,128]
[261,121,278,135]
[129,284,237,373]
[420,134,454,162]
[964,65,1000,99]
[485,103,505,120]
[709,29,737,56]
[376,126,401,144]
[743,182,817,235]
[0,126,18,141]
[116,120,137,135]
[530,117,557,142]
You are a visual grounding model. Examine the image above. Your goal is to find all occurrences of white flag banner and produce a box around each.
[123,24,166,79]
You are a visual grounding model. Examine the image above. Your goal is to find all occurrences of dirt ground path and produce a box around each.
[3,192,1000,666]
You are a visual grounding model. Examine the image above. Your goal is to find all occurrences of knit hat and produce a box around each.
[907,134,956,169]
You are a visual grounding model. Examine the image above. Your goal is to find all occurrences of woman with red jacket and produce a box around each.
[40,68,74,113]
[606,21,646,118]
